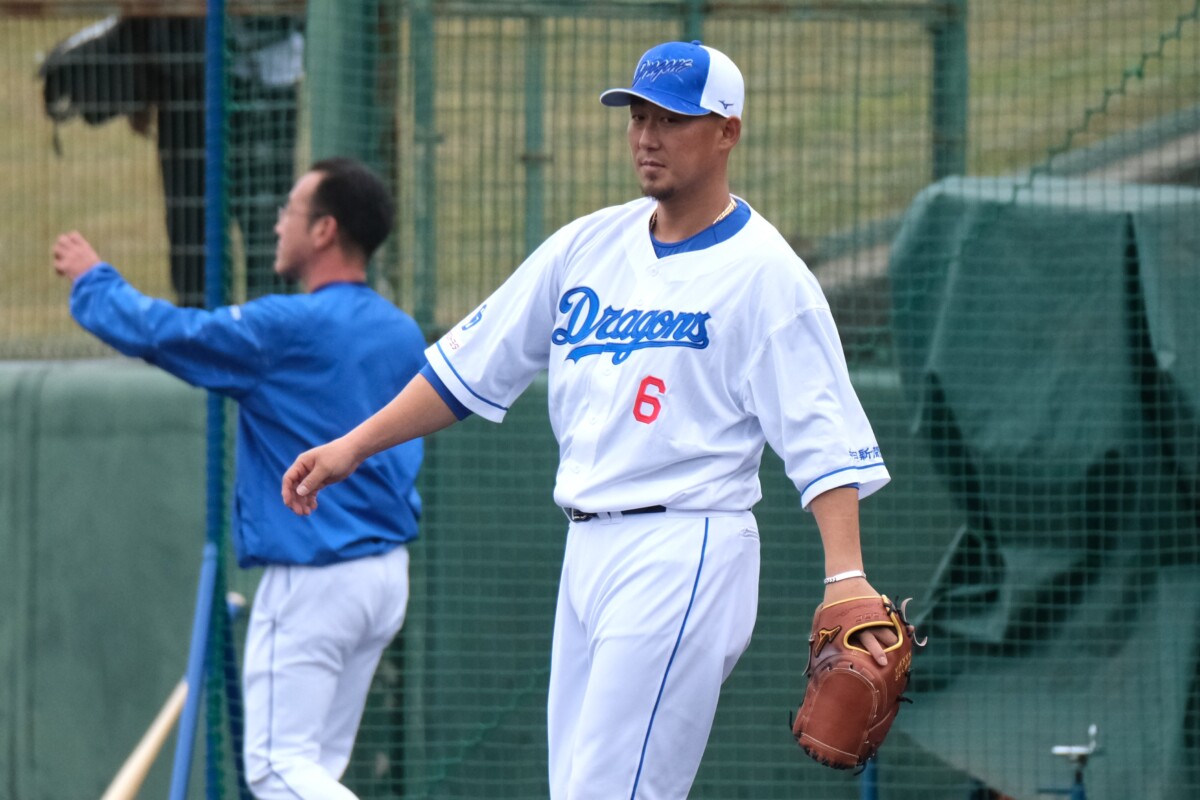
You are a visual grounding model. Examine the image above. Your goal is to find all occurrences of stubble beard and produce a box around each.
[642,185,675,203]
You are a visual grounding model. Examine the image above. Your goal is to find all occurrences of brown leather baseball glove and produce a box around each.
[791,594,922,769]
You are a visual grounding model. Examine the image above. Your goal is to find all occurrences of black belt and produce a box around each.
[564,505,667,522]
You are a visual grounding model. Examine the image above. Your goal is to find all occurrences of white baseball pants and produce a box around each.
[548,511,761,800]
[243,545,410,800]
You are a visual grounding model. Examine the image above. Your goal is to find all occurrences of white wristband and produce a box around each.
[823,569,867,585]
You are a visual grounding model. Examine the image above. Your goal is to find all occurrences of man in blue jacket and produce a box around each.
[53,157,424,799]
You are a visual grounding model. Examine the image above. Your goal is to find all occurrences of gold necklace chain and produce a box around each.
[650,196,736,234]
[711,196,737,225]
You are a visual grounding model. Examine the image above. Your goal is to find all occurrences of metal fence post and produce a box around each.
[931,0,969,179]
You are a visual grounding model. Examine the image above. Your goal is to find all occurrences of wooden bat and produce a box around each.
[100,680,188,800]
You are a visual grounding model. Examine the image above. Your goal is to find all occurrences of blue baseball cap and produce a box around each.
[600,40,744,118]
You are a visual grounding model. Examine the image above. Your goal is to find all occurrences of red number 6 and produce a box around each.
[633,376,666,424]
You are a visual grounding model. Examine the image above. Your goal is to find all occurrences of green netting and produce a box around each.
[2,1,1199,799]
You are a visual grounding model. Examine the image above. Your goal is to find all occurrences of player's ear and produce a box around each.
[310,213,338,250]
[720,115,741,149]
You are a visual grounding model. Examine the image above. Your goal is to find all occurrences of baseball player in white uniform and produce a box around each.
[283,40,895,800]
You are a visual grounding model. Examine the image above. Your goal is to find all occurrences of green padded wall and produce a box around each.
[0,360,207,800]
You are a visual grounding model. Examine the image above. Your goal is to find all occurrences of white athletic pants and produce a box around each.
[548,511,761,800]
[243,545,410,800]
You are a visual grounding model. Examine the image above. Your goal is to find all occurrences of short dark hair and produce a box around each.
[308,157,395,262]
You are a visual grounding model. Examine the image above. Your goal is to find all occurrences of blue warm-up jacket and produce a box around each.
[71,264,426,568]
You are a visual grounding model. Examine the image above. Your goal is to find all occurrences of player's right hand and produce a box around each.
[52,231,103,282]
[281,437,361,515]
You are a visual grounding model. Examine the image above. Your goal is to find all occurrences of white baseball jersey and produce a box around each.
[425,196,889,512]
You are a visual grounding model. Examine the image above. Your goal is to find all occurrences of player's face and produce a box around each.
[274,171,323,281]
[627,100,733,202]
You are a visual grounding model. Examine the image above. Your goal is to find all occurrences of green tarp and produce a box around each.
[890,176,1200,800]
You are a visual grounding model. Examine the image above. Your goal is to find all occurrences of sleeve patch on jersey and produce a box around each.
[461,303,487,331]
[848,446,882,462]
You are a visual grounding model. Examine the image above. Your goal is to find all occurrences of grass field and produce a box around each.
[1,1,1197,355]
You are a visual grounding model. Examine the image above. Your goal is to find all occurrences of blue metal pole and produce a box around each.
[169,2,227,797]
[203,0,226,314]
[169,542,219,800]
[1070,769,1087,800]
[859,757,878,800]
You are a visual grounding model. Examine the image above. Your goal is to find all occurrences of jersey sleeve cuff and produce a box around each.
[800,463,891,510]
[420,361,473,421]
[423,342,509,423]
